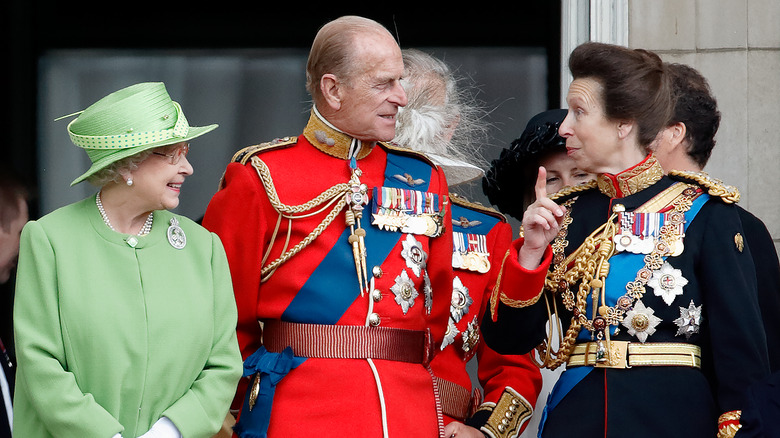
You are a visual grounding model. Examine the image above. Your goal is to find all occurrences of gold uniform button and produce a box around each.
[371,289,383,302]
[369,313,381,326]
[372,266,383,278]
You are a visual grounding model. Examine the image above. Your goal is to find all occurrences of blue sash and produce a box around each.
[235,149,436,437]
[538,191,709,437]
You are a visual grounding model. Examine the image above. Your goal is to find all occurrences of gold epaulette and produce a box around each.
[548,180,598,202]
[379,141,439,169]
[450,193,507,223]
[231,137,298,165]
[668,170,740,204]
[477,387,533,438]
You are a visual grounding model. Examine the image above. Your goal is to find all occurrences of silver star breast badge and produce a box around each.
[450,276,473,323]
[391,270,418,314]
[401,234,427,277]
[441,318,459,350]
[648,261,688,306]
[674,300,703,339]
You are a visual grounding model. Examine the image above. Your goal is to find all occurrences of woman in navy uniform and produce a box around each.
[482,42,770,438]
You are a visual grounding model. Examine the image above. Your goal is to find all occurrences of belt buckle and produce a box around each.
[593,340,630,369]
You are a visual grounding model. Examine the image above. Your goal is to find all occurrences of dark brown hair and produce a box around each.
[666,62,720,168]
[569,42,673,148]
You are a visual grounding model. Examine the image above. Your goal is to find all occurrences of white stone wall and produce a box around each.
[629,0,780,253]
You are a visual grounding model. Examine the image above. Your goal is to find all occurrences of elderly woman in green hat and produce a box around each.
[12,82,242,438]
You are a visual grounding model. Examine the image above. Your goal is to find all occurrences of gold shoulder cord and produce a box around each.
[535,198,618,370]
[668,170,740,203]
[250,155,350,281]
[534,183,700,369]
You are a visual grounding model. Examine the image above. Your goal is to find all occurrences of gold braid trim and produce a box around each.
[542,219,616,370]
[532,192,617,369]
[232,137,298,165]
[499,289,543,309]
[597,155,664,198]
[216,137,298,191]
[451,192,507,222]
[489,250,511,320]
[249,155,350,280]
[669,170,740,203]
[717,410,742,438]
[479,387,533,438]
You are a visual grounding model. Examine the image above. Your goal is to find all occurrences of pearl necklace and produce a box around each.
[96,192,154,236]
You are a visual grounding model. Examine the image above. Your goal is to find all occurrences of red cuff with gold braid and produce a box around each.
[489,238,552,321]
[717,410,742,438]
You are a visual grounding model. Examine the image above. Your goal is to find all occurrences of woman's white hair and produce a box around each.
[393,49,490,185]
[86,150,154,187]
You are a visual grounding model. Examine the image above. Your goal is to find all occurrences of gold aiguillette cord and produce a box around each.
[345,161,370,296]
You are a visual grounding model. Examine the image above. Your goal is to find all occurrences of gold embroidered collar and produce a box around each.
[596,154,664,198]
[302,107,374,160]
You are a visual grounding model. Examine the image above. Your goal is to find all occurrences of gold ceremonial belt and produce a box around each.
[262,320,435,366]
[567,341,701,369]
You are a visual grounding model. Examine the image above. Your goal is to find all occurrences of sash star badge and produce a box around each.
[621,300,662,343]
[450,276,473,323]
[423,271,432,314]
[648,261,688,305]
[674,300,703,339]
[441,318,459,350]
[391,271,418,314]
[461,316,480,355]
[401,234,427,277]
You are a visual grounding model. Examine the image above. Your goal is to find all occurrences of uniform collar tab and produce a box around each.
[597,154,664,198]
[303,107,374,160]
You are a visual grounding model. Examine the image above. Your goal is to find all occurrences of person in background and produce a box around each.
[650,61,780,438]
[394,48,543,438]
[651,61,780,371]
[482,108,595,437]
[482,42,769,438]
[483,109,595,218]
[13,82,242,438]
[0,167,28,437]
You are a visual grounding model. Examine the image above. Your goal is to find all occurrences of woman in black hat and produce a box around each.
[483,109,594,221]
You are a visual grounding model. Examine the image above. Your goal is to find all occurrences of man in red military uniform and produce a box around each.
[392,48,543,438]
[441,196,543,438]
[203,16,547,438]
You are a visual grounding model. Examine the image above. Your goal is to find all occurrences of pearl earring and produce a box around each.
[126,177,133,186]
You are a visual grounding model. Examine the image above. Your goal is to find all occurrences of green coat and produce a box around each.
[13,195,242,438]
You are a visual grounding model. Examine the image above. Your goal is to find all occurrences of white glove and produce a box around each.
[136,417,182,438]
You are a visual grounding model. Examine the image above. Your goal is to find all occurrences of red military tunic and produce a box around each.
[203,110,454,437]
[431,195,542,437]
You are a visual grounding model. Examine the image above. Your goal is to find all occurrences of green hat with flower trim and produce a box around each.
[65,82,218,185]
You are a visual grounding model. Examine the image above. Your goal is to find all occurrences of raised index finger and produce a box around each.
[534,166,548,202]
